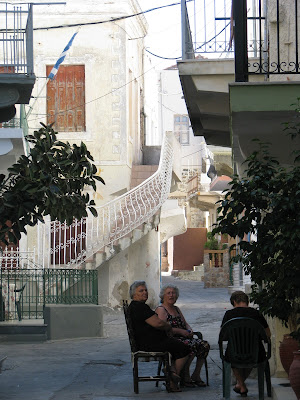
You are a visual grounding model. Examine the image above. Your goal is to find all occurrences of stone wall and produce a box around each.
[203,250,230,288]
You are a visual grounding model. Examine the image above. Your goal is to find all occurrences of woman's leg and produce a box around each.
[182,354,195,381]
[191,340,210,385]
[174,354,189,375]
[169,354,189,392]
[191,356,205,382]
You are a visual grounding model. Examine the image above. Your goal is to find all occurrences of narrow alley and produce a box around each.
[0,276,270,400]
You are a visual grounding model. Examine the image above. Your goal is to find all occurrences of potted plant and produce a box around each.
[204,231,219,251]
[288,320,300,399]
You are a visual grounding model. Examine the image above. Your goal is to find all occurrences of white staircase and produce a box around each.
[28,132,174,269]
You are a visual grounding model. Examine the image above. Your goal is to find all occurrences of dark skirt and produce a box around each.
[138,337,190,360]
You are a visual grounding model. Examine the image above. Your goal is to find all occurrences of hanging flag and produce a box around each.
[48,32,78,80]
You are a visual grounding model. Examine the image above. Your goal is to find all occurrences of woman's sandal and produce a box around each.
[168,386,182,392]
[169,371,181,384]
[233,386,248,397]
[192,379,207,387]
[182,381,196,388]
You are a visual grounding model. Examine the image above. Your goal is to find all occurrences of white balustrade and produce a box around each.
[34,132,174,268]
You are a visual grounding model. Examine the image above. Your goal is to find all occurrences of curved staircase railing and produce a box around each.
[35,132,174,268]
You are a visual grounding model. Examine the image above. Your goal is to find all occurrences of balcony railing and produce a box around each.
[181,0,300,81]
[0,3,34,75]
[187,174,199,198]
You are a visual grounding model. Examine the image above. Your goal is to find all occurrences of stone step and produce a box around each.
[0,323,48,342]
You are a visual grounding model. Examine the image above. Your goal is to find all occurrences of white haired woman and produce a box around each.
[128,280,190,392]
[156,284,210,388]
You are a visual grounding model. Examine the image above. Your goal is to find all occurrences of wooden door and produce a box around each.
[46,65,85,132]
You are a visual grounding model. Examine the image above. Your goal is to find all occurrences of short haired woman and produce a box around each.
[128,281,190,392]
[156,284,210,388]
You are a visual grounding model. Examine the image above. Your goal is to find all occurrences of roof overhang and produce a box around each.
[177,58,299,174]
[177,58,235,147]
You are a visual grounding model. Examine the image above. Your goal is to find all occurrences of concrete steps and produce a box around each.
[0,322,48,342]
[130,165,158,189]
[84,213,160,269]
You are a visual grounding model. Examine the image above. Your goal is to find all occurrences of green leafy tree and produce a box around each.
[0,123,105,245]
[204,231,219,250]
[213,106,300,334]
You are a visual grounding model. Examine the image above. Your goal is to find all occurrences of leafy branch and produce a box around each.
[0,123,105,245]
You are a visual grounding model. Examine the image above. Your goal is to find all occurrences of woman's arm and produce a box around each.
[156,306,190,337]
[156,306,168,321]
[177,307,193,335]
[145,314,172,332]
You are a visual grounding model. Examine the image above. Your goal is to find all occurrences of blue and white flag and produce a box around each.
[48,32,78,80]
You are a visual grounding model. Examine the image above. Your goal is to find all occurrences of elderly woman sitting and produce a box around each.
[156,284,210,388]
[128,280,190,392]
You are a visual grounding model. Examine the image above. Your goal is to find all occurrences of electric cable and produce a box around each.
[27,1,232,124]
[31,0,193,31]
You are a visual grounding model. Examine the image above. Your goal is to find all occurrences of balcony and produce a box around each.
[0,3,36,122]
[178,0,300,173]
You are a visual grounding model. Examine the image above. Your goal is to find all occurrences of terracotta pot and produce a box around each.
[289,351,300,400]
[279,334,300,374]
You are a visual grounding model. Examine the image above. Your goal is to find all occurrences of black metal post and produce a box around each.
[233,0,248,82]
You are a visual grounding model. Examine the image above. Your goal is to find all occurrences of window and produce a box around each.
[46,65,85,132]
[174,114,189,145]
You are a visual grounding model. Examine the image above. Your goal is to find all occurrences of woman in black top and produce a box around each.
[128,281,190,392]
[221,291,271,397]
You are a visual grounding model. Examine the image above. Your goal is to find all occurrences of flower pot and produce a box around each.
[279,334,300,374]
[289,351,300,400]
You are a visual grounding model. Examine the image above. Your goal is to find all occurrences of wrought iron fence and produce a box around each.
[0,3,34,75]
[183,0,300,79]
[0,268,98,321]
[183,0,264,57]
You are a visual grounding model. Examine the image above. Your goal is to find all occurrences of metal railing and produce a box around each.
[181,0,257,58]
[4,132,173,269]
[233,0,300,79]
[0,116,21,128]
[182,0,300,80]
[0,268,98,321]
[0,3,34,75]
[40,132,173,268]
[0,247,35,269]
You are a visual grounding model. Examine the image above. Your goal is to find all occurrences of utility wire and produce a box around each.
[27,1,230,124]
[146,21,231,60]
[27,21,232,124]
[32,0,193,31]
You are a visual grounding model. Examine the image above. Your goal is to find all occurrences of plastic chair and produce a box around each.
[122,300,171,394]
[218,317,271,400]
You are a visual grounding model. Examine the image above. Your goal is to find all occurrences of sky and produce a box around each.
[138,0,234,70]
[138,0,184,70]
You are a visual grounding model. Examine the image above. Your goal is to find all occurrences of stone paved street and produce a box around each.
[0,276,273,399]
